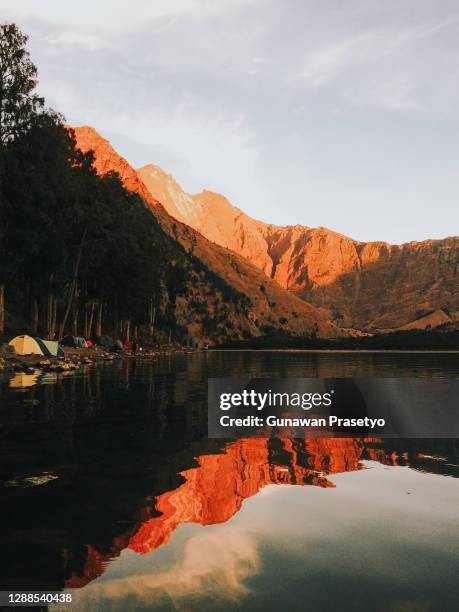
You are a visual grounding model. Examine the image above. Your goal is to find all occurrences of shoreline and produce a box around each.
[208,348,459,353]
[1,345,458,378]
[0,347,120,375]
[0,344,203,375]
[2,345,458,369]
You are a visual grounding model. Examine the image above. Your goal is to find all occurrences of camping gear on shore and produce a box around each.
[8,335,44,356]
[61,335,88,349]
[113,339,124,352]
[35,338,64,358]
[95,335,114,349]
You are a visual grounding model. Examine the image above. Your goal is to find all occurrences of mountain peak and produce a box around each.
[138,163,173,181]
[71,126,160,210]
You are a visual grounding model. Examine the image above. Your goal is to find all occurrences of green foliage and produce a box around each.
[0,23,44,146]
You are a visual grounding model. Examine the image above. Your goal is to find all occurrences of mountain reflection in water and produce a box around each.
[0,352,458,609]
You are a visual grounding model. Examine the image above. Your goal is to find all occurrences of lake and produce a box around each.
[0,351,458,611]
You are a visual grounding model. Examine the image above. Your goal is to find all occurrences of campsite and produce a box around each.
[0,334,118,380]
[0,331,185,385]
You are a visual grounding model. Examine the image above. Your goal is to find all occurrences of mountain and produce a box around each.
[64,437,457,588]
[64,438,370,586]
[127,438,354,554]
[4,424,456,591]
[138,164,458,331]
[72,127,340,342]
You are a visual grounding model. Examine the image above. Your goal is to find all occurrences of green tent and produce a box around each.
[35,338,65,357]
[61,335,88,349]
[95,335,114,349]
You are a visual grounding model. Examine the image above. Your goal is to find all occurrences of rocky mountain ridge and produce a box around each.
[138,164,458,331]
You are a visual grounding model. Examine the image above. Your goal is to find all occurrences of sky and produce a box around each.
[1,0,459,242]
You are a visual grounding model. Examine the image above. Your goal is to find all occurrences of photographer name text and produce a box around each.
[219,415,385,429]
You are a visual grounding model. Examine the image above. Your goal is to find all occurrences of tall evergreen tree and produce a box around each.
[0,23,44,146]
[1,23,46,333]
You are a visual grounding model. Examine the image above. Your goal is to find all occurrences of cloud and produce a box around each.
[0,0,194,30]
[46,31,107,51]
[345,74,421,112]
[0,0,258,32]
[293,17,459,109]
[1,0,459,242]
[54,528,259,610]
[297,34,376,87]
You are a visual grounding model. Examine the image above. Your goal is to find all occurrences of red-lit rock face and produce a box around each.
[65,437,366,587]
[71,126,458,333]
[128,438,371,555]
[129,439,328,554]
[138,165,458,332]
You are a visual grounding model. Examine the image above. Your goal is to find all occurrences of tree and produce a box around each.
[0,112,75,335]
[0,23,45,334]
[0,23,44,147]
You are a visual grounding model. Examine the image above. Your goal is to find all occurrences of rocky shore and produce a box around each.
[0,344,197,376]
[0,345,121,375]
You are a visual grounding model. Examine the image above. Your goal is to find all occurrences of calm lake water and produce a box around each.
[0,351,458,611]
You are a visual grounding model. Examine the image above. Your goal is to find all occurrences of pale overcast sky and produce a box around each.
[1,0,459,242]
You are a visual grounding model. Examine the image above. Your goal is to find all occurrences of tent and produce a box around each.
[35,338,64,358]
[95,335,114,349]
[61,336,88,349]
[8,335,44,356]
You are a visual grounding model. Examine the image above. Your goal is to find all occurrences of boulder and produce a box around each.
[0,343,16,357]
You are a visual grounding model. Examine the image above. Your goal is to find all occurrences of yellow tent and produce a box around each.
[8,335,44,356]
